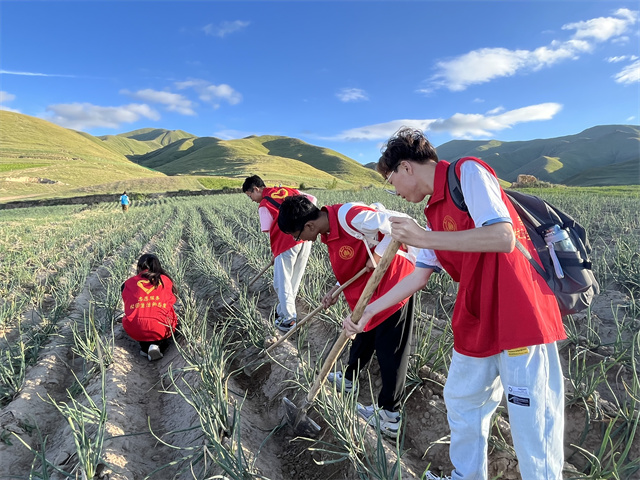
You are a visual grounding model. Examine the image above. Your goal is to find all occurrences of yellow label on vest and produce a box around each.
[507,347,530,357]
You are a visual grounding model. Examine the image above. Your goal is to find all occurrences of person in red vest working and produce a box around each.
[344,128,566,480]
[277,195,417,439]
[242,175,315,332]
[121,254,179,362]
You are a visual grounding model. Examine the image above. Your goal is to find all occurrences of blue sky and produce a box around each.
[1,1,638,163]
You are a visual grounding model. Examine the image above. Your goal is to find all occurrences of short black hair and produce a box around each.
[378,127,438,177]
[278,196,321,234]
[242,175,266,192]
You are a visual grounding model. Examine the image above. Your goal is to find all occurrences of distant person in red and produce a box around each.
[121,254,178,361]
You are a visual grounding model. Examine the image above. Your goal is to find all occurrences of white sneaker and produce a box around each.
[274,316,296,332]
[327,371,356,393]
[424,471,451,480]
[147,344,163,361]
[357,403,400,439]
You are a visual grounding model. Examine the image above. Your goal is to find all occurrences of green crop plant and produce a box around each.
[0,337,27,405]
[46,369,108,480]
[406,307,453,394]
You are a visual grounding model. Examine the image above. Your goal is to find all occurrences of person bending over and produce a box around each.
[242,175,315,332]
[278,195,416,438]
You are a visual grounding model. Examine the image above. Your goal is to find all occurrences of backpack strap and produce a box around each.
[447,159,468,212]
[264,196,281,210]
[446,158,548,280]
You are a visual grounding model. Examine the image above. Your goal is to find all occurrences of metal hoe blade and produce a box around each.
[282,397,321,437]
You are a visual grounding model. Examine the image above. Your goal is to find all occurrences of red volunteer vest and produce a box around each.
[425,158,565,357]
[322,204,415,331]
[260,187,305,257]
[121,273,178,342]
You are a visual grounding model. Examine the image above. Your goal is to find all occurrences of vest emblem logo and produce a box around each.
[271,188,289,200]
[137,280,156,294]
[339,245,355,260]
[443,215,457,231]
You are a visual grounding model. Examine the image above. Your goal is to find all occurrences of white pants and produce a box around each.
[273,241,311,321]
[444,343,564,480]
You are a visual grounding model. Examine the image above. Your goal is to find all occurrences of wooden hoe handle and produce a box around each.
[265,266,369,354]
[248,257,275,287]
[304,239,402,403]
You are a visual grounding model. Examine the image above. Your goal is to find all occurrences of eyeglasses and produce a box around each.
[383,169,398,195]
[294,226,304,242]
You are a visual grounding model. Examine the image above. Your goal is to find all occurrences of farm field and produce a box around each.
[0,188,638,479]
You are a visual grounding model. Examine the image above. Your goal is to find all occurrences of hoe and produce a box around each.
[242,266,369,376]
[282,240,401,436]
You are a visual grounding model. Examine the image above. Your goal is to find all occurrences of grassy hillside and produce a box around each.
[563,158,640,186]
[259,136,383,185]
[139,138,351,189]
[436,125,639,185]
[132,134,382,188]
[0,111,164,201]
[118,128,196,146]
[95,128,197,157]
[96,135,161,156]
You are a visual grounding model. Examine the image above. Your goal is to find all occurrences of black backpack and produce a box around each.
[447,158,600,316]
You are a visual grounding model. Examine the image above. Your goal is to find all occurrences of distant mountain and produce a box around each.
[435,125,639,185]
[0,112,381,200]
[129,134,383,188]
[363,162,377,171]
[2,111,637,203]
[0,111,165,200]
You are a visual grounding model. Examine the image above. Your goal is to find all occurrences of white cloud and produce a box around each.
[326,103,562,141]
[203,20,250,38]
[336,88,369,102]
[120,88,196,115]
[327,119,437,141]
[0,91,20,112]
[175,79,242,108]
[486,106,505,115]
[0,91,16,103]
[0,69,76,77]
[606,55,638,63]
[627,116,636,122]
[430,103,563,137]
[614,60,640,85]
[562,8,638,42]
[43,103,160,130]
[426,9,638,91]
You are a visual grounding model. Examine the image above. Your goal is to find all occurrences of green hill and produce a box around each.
[96,135,161,156]
[117,128,196,146]
[435,125,640,185]
[131,134,382,188]
[0,111,165,200]
[564,158,640,186]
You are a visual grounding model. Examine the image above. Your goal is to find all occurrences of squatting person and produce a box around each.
[121,253,179,361]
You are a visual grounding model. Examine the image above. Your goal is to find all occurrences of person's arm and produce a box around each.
[343,266,434,336]
[390,218,514,252]
[391,161,516,253]
[258,206,273,232]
